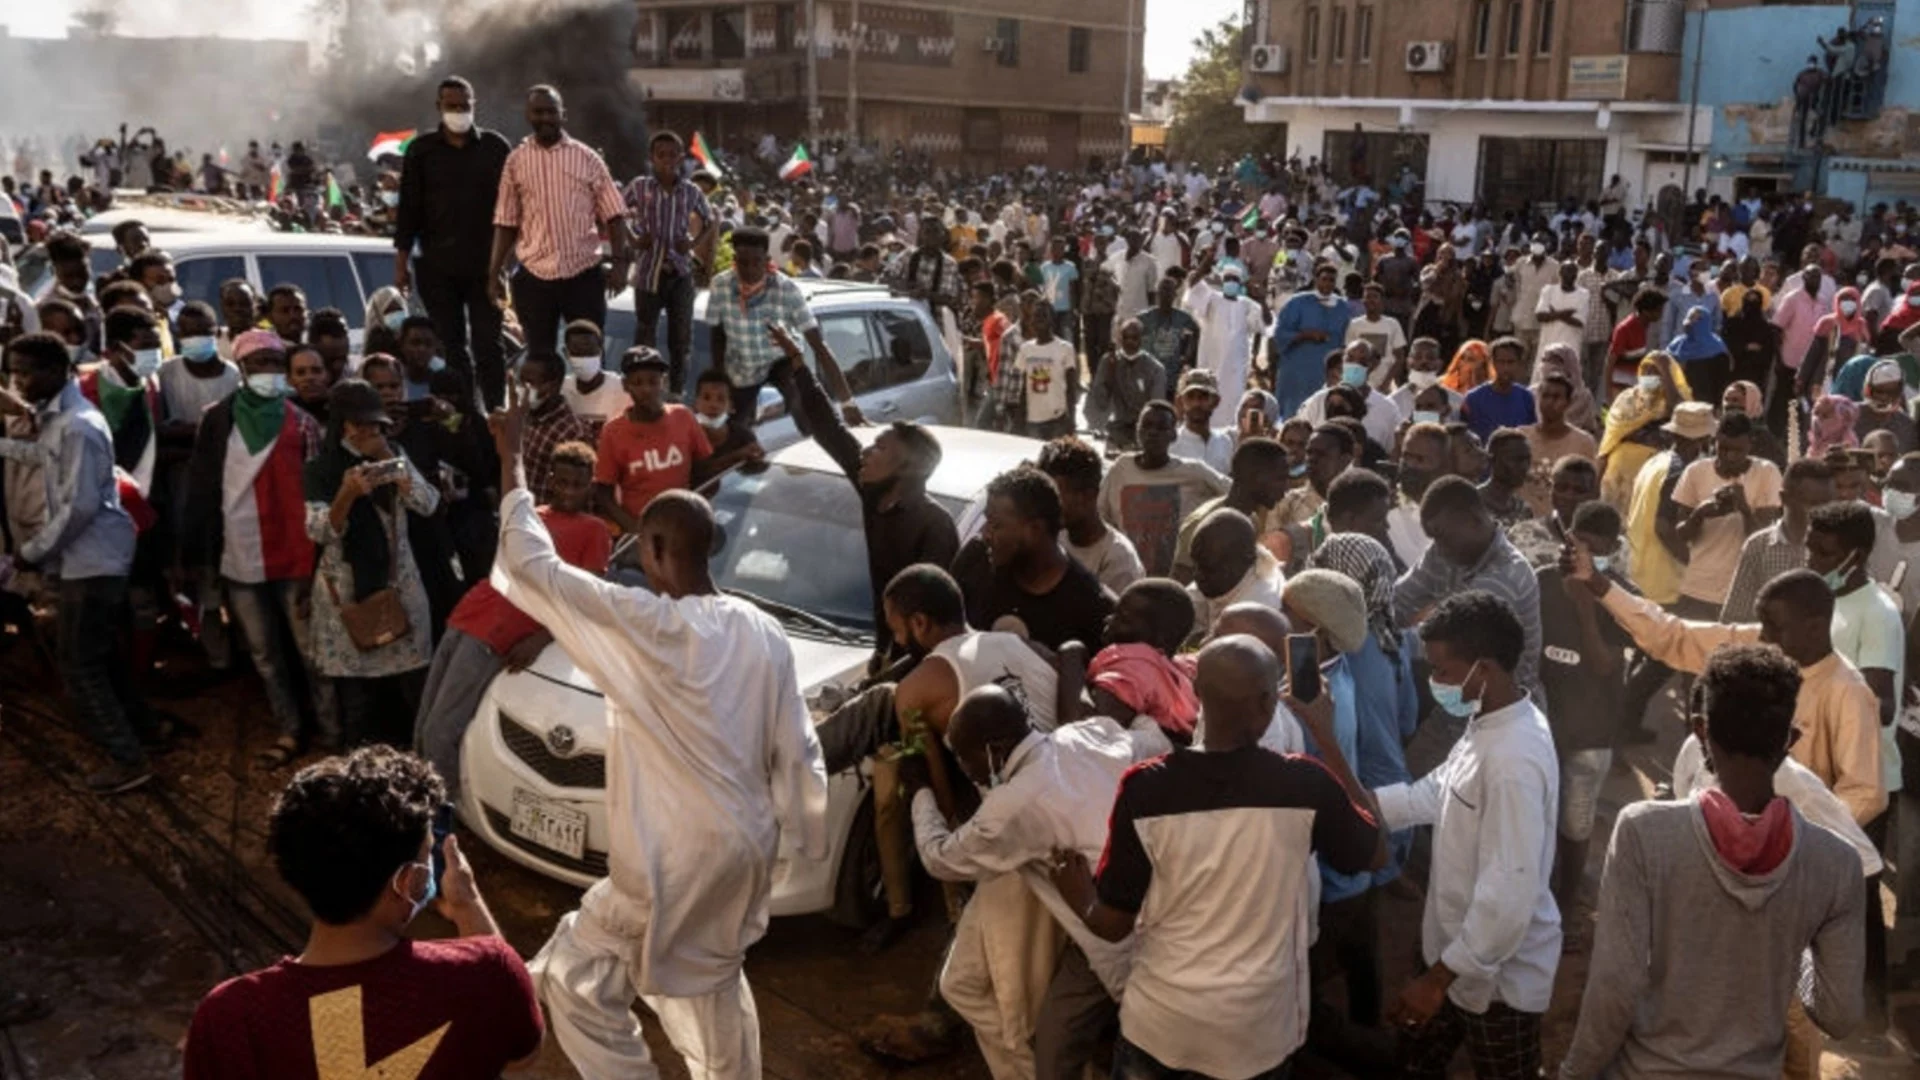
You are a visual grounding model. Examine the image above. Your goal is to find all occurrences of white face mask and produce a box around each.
[130,347,163,378]
[696,411,731,431]
[1841,300,1859,316]
[1406,369,1439,390]
[246,372,288,397]
[1530,243,1547,256]
[1638,374,1662,392]
[568,351,603,381]
[380,190,400,208]
[149,283,179,307]
[1884,489,1919,521]
[442,111,475,135]
[179,335,217,361]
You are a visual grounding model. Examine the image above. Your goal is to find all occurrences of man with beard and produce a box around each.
[952,466,1116,651]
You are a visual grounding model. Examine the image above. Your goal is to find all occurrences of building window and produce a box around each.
[1331,7,1347,61]
[775,4,796,50]
[666,10,705,60]
[1472,1,1491,57]
[1477,136,1606,213]
[712,6,747,60]
[1503,0,1522,56]
[1535,0,1555,54]
[1305,7,1319,63]
[1068,27,1090,73]
[996,18,1019,67]
[1356,6,1373,62]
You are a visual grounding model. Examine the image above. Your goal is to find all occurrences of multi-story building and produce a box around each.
[1240,0,1704,213]
[625,0,1144,169]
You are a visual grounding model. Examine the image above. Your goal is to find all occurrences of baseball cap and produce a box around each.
[1177,369,1219,397]
[620,346,669,374]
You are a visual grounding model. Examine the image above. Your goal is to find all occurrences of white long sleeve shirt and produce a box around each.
[1374,695,1562,1013]
[910,720,1142,995]
[1671,735,1881,876]
[492,488,829,997]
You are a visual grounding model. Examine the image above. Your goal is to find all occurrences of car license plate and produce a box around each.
[509,789,587,861]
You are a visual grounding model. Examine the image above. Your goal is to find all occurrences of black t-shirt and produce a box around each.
[1536,565,1631,752]
[950,537,1115,651]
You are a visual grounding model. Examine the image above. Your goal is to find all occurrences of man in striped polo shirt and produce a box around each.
[626,130,713,397]
[487,85,633,358]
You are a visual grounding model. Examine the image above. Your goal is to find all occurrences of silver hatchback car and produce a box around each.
[602,278,961,448]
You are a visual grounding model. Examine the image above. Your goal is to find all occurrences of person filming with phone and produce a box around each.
[182,746,545,1077]
[303,378,440,748]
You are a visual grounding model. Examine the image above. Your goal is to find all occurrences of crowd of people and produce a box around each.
[5,71,1920,1079]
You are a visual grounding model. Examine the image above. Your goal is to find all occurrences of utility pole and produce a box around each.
[848,0,861,139]
[804,0,820,147]
[1679,0,1707,218]
[1122,0,1139,157]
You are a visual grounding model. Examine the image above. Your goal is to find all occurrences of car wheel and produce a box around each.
[828,789,887,929]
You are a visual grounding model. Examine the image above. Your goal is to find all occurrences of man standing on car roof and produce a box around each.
[395,76,512,410]
[707,227,858,439]
[625,131,714,398]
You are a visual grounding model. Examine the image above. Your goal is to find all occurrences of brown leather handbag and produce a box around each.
[323,508,411,652]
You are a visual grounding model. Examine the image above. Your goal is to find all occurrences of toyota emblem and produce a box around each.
[546,725,576,756]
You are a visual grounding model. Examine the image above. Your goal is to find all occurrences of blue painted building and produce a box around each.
[1681,0,1916,208]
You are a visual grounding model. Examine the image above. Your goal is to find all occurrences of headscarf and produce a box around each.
[304,386,401,601]
[1809,394,1860,457]
[1723,379,1764,419]
[1666,315,1728,364]
[1308,533,1400,659]
[1087,643,1200,738]
[1600,353,1693,457]
[1882,282,1920,338]
[1864,359,1905,405]
[1530,342,1598,431]
[1279,569,1368,655]
[1440,339,1491,393]
[1812,285,1871,345]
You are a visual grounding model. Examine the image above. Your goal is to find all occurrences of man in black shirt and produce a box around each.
[1537,499,1631,921]
[394,76,513,408]
[950,466,1115,650]
[779,357,958,669]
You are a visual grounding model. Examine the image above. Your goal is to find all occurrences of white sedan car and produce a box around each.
[458,425,1043,925]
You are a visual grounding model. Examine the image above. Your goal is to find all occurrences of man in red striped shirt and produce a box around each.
[487,85,633,356]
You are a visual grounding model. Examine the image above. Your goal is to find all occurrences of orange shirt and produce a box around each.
[593,404,712,518]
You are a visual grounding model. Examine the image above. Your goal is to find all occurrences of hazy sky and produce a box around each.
[8,0,1232,79]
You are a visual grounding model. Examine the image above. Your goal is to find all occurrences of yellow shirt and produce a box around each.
[1598,586,1887,825]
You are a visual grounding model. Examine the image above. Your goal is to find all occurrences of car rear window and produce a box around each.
[174,255,247,311]
[257,254,365,328]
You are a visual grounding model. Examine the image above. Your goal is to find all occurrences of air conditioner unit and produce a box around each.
[982,37,1003,52]
[1248,43,1289,74]
[1404,40,1451,73]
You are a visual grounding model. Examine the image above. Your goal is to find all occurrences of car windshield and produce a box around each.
[708,463,965,636]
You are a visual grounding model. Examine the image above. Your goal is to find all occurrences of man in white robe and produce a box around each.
[1185,259,1262,429]
[489,386,829,1080]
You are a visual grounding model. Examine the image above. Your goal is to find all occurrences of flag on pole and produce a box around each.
[325,173,344,210]
[777,144,813,182]
[1240,205,1261,231]
[367,129,417,162]
[268,161,283,203]
[689,131,724,178]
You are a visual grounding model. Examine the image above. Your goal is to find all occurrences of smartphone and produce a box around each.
[429,802,453,887]
[364,457,406,485]
[1286,633,1322,704]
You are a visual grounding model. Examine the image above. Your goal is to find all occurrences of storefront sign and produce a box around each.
[624,68,746,102]
[1567,55,1629,101]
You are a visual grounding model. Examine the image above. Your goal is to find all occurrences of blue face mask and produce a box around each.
[1341,362,1369,388]
[1591,554,1613,575]
[383,309,407,331]
[1222,280,1243,299]
[1821,553,1857,594]
[428,356,446,373]
[130,347,163,379]
[1413,409,1441,425]
[179,335,217,361]
[1428,660,1484,719]
[1289,461,1308,478]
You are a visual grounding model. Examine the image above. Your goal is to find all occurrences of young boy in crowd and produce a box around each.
[1098,401,1229,578]
[1039,435,1145,594]
[692,367,762,463]
[396,316,445,402]
[416,441,610,796]
[1460,337,1537,444]
[561,319,628,431]
[1005,298,1076,439]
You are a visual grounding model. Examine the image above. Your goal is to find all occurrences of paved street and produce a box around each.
[0,630,1912,1079]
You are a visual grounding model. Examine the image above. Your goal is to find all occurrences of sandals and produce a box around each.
[254,736,299,770]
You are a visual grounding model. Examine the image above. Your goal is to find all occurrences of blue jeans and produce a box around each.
[225,578,335,744]
[1111,1036,1291,1080]
[56,575,152,768]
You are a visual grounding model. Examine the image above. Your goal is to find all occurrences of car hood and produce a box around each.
[522,630,872,701]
